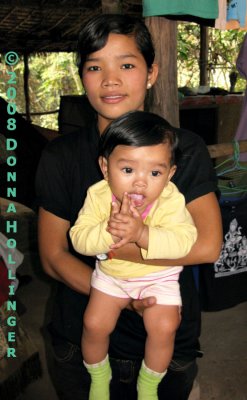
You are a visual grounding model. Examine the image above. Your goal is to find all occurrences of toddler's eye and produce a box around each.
[122,167,133,174]
[152,171,161,177]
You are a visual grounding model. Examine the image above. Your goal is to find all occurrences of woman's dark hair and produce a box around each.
[99,111,179,166]
[76,14,155,77]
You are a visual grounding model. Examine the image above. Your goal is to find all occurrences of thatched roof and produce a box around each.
[0,0,142,54]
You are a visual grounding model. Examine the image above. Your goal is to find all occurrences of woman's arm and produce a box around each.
[182,192,222,264]
[113,192,223,266]
[38,206,157,315]
[38,207,92,294]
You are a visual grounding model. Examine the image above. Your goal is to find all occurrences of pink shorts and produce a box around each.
[91,262,182,306]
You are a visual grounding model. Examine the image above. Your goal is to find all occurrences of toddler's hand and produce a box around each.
[107,193,145,249]
[108,201,121,244]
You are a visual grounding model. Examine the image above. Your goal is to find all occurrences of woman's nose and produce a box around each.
[102,70,121,88]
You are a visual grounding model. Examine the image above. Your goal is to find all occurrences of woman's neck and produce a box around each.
[98,117,113,135]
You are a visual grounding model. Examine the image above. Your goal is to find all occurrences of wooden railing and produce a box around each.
[207,140,247,159]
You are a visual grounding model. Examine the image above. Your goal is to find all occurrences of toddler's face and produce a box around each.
[100,143,176,213]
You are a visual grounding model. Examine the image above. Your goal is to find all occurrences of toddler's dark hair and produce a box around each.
[99,111,179,166]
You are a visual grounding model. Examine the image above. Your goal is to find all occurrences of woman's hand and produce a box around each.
[127,296,157,317]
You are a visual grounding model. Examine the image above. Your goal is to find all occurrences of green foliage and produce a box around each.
[208,29,246,91]
[0,52,83,130]
[177,23,201,87]
[29,53,83,129]
[177,23,246,91]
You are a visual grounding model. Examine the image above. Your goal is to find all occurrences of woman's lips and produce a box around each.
[101,95,126,104]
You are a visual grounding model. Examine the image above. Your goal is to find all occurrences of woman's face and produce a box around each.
[82,33,158,133]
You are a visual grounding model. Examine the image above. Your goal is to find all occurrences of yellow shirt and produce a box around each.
[70,180,197,279]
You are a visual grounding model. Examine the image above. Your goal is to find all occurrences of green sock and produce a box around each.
[84,355,112,400]
[137,360,167,400]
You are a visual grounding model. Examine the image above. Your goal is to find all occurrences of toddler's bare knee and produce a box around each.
[83,312,102,335]
[148,313,180,338]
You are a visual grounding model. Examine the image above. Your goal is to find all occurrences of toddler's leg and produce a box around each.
[137,360,167,400]
[82,288,130,400]
[83,355,112,400]
[137,304,181,400]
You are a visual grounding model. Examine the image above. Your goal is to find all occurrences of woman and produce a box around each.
[36,14,222,400]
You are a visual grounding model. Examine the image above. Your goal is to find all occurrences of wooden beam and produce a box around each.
[23,53,31,123]
[199,26,209,86]
[207,140,247,159]
[145,17,179,127]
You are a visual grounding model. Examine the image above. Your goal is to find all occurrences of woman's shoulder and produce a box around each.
[175,127,206,151]
[45,128,85,152]
[175,126,211,170]
[42,123,98,161]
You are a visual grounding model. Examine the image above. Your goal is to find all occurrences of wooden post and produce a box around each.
[23,53,31,123]
[101,0,122,13]
[145,17,179,127]
[199,25,209,86]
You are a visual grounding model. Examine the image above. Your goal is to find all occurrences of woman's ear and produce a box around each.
[99,156,108,180]
[147,63,159,88]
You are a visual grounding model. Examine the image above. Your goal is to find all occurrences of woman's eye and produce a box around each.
[122,167,133,174]
[151,171,161,177]
[122,64,134,69]
[88,66,100,71]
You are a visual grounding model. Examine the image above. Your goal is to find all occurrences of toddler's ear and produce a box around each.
[99,156,108,180]
[168,165,177,181]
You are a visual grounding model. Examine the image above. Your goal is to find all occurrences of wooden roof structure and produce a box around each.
[0,0,142,54]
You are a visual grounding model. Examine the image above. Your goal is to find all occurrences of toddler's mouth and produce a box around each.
[129,193,145,207]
